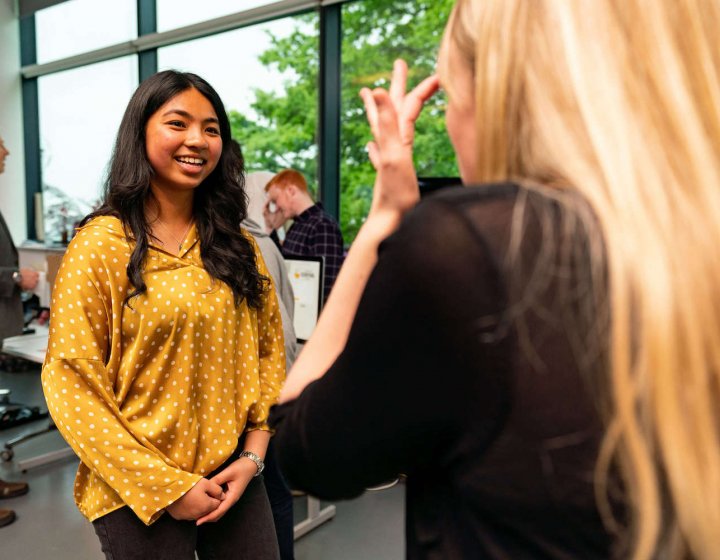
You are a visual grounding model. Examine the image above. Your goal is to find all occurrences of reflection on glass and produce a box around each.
[38,57,138,243]
[35,0,137,65]
[158,13,319,194]
[340,0,458,243]
[157,0,284,32]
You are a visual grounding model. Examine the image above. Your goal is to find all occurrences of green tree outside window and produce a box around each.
[229,0,457,244]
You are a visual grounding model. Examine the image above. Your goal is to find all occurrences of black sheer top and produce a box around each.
[270,183,617,559]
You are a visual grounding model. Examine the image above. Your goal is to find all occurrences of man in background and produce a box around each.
[263,169,344,303]
[0,134,39,528]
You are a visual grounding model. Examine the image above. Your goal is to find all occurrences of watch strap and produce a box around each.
[239,450,265,476]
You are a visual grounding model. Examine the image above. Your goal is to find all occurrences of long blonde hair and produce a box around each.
[443,1,720,557]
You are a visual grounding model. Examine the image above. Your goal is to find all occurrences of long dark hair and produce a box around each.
[84,70,267,308]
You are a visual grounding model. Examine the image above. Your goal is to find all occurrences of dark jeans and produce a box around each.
[92,448,280,560]
[264,440,295,560]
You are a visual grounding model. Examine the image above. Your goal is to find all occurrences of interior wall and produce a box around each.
[0,0,27,243]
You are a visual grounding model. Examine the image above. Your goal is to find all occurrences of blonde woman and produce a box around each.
[269,0,720,558]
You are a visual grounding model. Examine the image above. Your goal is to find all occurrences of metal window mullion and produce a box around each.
[318,3,341,220]
[20,14,41,241]
[137,0,157,82]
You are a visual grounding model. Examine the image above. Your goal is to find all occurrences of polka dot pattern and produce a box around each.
[41,216,286,525]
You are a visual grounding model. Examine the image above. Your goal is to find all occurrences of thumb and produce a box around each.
[210,469,233,487]
[203,479,225,500]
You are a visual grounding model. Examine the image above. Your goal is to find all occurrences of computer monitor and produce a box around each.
[284,255,325,343]
[418,176,463,198]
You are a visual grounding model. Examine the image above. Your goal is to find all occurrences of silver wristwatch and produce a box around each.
[239,450,265,476]
[11,270,22,285]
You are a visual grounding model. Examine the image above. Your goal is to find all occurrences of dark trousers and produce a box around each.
[92,444,280,560]
[93,476,279,560]
[264,440,295,560]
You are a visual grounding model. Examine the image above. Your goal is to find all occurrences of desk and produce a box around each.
[2,328,49,364]
[1,326,76,471]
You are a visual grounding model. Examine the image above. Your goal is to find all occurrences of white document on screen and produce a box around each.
[284,258,323,342]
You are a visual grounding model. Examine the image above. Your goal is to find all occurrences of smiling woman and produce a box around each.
[144,88,222,196]
[40,71,286,560]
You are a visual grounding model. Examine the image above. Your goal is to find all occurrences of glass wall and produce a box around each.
[35,0,137,64]
[158,13,320,195]
[339,0,457,243]
[37,56,138,242]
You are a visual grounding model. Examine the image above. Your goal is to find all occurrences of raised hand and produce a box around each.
[165,478,225,521]
[360,59,440,219]
[263,199,286,233]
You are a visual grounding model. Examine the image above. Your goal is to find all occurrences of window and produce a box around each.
[26,1,456,246]
[339,0,457,243]
[38,56,138,242]
[157,0,285,32]
[158,13,320,195]
[35,0,137,64]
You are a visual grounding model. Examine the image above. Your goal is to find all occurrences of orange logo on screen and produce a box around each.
[294,272,300,279]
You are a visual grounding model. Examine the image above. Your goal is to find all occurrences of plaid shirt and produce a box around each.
[280,203,344,302]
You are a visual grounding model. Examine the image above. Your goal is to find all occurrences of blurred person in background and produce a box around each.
[242,164,298,560]
[263,169,344,302]
[0,134,38,528]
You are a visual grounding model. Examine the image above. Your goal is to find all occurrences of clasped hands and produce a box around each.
[165,457,258,525]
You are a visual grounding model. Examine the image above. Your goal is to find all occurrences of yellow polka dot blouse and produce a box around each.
[41,216,286,525]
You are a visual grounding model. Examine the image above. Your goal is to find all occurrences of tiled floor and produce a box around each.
[0,366,405,559]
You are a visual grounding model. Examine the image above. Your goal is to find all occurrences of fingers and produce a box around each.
[389,59,408,109]
[196,498,231,525]
[402,75,440,128]
[360,87,379,138]
[200,479,225,500]
[196,486,239,526]
[209,470,230,487]
[166,495,221,521]
[361,64,437,171]
[409,75,440,108]
[206,497,222,511]
[372,89,402,151]
[20,268,40,290]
